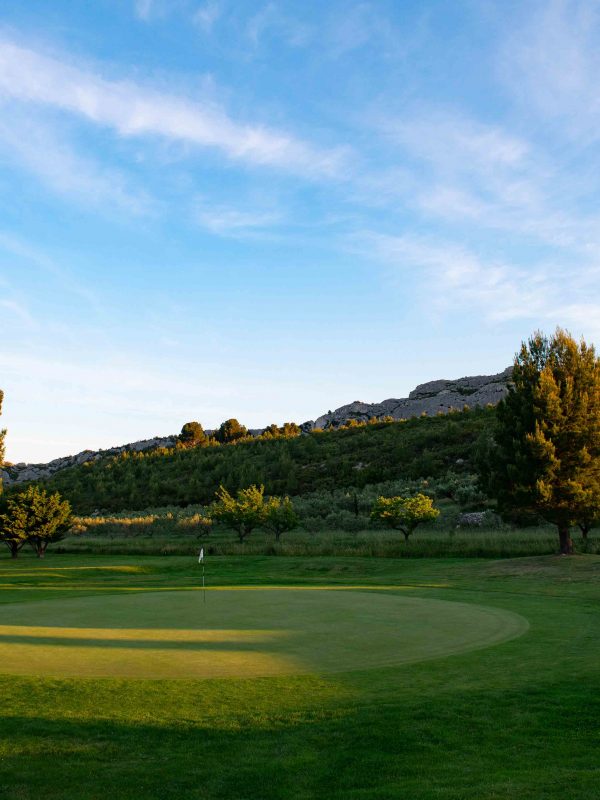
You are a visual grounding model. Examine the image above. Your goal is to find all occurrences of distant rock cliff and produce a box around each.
[0,368,511,487]
[306,368,512,430]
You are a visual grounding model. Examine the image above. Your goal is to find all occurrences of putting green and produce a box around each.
[0,589,528,679]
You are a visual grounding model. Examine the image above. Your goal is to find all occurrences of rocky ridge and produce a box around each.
[1,368,511,487]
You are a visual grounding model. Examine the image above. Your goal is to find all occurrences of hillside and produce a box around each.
[37,406,495,513]
[1,368,509,488]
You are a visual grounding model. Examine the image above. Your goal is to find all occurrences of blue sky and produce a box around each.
[1,0,599,463]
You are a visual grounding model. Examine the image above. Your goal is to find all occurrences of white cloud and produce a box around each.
[0,38,345,176]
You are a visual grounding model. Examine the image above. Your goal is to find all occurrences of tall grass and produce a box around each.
[62,510,599,558]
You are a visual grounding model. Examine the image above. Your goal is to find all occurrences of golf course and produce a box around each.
[1,552,598,799]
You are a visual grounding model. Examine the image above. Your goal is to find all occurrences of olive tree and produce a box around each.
[370,493,439,542]
[263,496,298,541]
[210,484,265,542]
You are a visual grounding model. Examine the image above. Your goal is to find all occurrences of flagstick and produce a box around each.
[199,546,206,604]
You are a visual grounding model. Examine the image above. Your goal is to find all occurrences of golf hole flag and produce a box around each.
[199,547,204,563]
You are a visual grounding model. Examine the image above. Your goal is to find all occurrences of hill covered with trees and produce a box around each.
[37,407,494,513]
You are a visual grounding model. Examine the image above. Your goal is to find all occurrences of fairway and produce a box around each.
[0,588,526,679]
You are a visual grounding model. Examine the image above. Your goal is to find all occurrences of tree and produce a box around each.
[370,493,439,541]
[210,484,265,542]
[0,494,27,558]
[215,419,248,444]
[263,496,298,541]
[483,329,600,555]
[179,421,207,448]
[261,424,281,440]
[0,486,72,558]
[578,513,598,542]
[281,422,301,438]
[0,389,6,467]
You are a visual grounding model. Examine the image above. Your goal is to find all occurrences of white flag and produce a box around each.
[198,547,204,563]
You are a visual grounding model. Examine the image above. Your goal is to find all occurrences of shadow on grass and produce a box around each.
[1,678,600,800]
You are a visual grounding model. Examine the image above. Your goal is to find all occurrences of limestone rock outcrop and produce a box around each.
[306,368,511,430]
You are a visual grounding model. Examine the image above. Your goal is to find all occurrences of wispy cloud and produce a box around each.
[193,0,223,33]
[0,105,151,215]
[327,2,409,58]
[0,37,345,176]
[356,231,600,338]
[0,230,102,312]
[195,200,281,236]
[247,3,312,48]
[0,298,36,327]
[134,0,155,20]
[499,0,600,141]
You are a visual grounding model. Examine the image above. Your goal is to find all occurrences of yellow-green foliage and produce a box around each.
[371,493,439,541]
[487,328,600,553]
[210,485,267,542]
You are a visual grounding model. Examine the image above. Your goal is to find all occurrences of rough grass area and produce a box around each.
[0,553,599,799]
[60,513,598,557]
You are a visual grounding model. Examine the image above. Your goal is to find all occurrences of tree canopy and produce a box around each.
[262,495,299,540]
[179,421,207,448]
[0,486,72,558]
[0,389,5,467]
[215,418,248,444]
[483,329,600,554]
[210,484,266,542]
[370,493,439,541]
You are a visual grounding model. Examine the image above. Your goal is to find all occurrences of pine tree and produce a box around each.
[0,389,6,467]
[485,329,600,554]
[179,421,207,448]
[214,418,248,444]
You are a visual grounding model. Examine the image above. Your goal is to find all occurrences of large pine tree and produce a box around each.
[0,389,5,467]
[486,329,600,554]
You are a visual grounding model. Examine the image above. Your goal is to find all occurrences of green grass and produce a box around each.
[0,588,526,679]
[1,552,599,798]
[59,519,599,557]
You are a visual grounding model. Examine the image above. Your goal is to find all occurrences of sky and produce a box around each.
[1,0,599,464]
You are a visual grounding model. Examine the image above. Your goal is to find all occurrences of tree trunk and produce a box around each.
[558,526,574,555]
[403,531,410,543]
[11,547,18,559]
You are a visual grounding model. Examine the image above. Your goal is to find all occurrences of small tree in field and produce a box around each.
[370,493,439,542]
[210,484,265,542]
[0,486,72,558]
[263,496,298,541]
